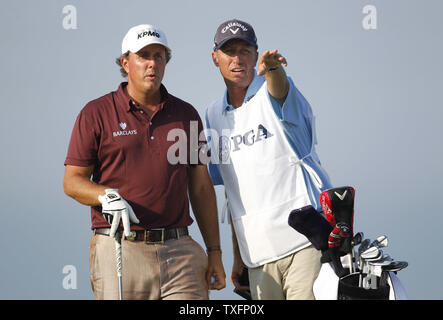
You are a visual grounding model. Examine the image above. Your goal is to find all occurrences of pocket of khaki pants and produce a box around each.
[89,235,99,286]
[182,236,208,275]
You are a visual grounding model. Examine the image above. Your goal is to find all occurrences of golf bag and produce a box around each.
[313,259,408,300]
[288,186,408,300]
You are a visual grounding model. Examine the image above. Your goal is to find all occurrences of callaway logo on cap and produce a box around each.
[121,24,171,54]
[213,19,257,51]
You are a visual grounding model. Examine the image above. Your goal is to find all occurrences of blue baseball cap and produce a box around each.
[213,19,257,51]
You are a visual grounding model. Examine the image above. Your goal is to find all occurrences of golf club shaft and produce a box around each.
[115,234,123,300]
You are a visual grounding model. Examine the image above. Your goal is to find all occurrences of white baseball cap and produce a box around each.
[121,24,171,55]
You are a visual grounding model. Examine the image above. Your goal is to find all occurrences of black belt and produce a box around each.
[94,227,189,244]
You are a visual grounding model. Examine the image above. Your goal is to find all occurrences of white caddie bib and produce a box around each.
[207,83,313,267]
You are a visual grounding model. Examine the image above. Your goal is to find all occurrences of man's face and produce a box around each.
[122,44,167,94]
[212,39,258,89]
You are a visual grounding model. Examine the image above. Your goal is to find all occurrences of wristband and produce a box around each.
[267,66,279,72]
[206,246,222,254]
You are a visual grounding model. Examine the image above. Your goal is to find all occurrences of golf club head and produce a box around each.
[351,232,364,246]
[368,255,393,266]
[358,239,371,255]
[361,246,380,259]
[371,235,388,248]
[382,261,408,272]
[365,250,384,261]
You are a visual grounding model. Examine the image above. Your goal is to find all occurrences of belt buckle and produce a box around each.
[125,230,137,241]
[145,228,165,244]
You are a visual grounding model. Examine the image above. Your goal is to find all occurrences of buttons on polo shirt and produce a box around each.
[150,136,154,140]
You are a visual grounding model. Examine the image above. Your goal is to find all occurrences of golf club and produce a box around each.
[115,229,123,300]
[380,261,408,288]
[359,246,380,288]
[382,261,408,272]
[350,232,363,273]
[358,238,371,257]
[371,235,388,249]
[367,255,392,289]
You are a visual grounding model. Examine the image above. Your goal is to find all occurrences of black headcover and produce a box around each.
[289,202,354,278]
[320,186,355,254]
[288,205,333,251]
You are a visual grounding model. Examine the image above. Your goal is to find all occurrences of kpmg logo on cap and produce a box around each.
[221,22,248,34]
[137,30,160,39]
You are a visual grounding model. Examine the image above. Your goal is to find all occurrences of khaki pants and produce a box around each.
[89,233,209,300]
[248,246,322,300]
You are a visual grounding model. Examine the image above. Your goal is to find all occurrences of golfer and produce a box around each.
[64,24,225,299]
[205,19,332,299]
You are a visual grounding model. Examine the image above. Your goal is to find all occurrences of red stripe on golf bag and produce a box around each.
[320,190,335,226]
[328,226,341,247]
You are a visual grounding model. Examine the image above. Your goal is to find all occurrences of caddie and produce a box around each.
[205,18,332,299]
[63,24,225,299]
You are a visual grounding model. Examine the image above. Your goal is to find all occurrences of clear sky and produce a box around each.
[0,0,442,299]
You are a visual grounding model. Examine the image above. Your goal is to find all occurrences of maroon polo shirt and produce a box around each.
[64,82,206,230]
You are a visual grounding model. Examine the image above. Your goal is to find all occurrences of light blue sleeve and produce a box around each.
[280,77,312,124]
[269,77,332,211]
[204,108,224,186]
[267,77,311,124]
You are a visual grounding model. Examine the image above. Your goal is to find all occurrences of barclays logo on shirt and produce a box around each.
[113,122,137,137]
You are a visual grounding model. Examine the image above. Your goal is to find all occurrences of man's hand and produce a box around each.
[98,189,140,237]
[231,254,249,291]
[256,49,289,100]
[187,164,226,290]
[257,49,288,76]
[206,251,226,290]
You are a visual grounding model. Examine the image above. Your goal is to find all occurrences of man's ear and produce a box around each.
[121,54,130,74]
[211,51,219,67]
